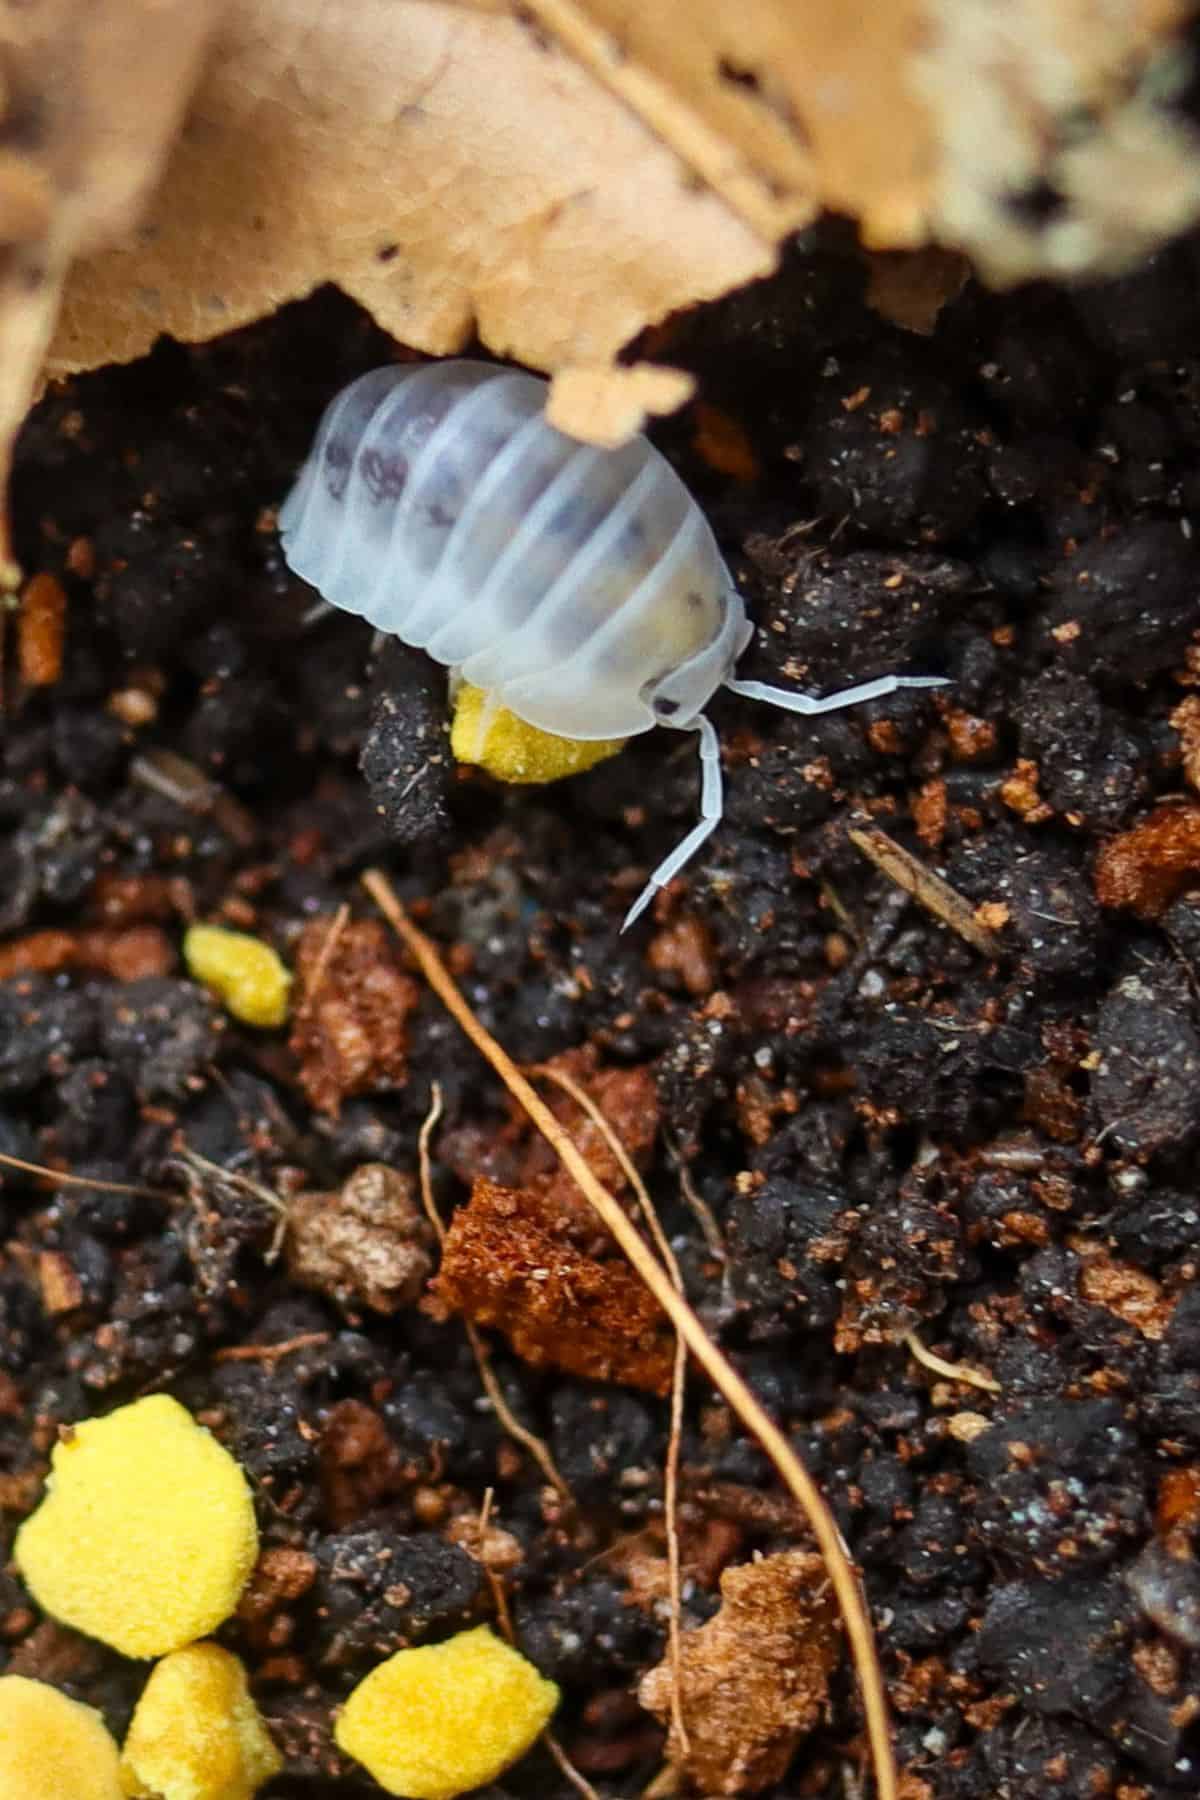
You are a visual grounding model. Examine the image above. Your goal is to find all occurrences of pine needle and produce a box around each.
[363,868,897,1800]
[531,1060,690,1758]
[0,1148,170,1201]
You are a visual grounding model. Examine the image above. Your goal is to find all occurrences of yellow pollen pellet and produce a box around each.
[0,1676,123,1800]
[120,1643,282,1800]
[451,683,625,785]
[183,923,292,1027]
[15,1394,258,1659]
[335,1625,559,1799]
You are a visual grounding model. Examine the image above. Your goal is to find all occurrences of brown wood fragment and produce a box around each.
[848,822,1000,956]
[36,1251,83,1315]
[436,1177,674,1394]
[17,573,66,686]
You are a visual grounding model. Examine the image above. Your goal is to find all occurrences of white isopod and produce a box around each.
[279,360,944,928]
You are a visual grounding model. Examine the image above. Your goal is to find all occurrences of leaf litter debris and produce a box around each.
[362,867,900,1800]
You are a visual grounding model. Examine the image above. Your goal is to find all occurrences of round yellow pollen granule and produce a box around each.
[450,683,626,785]
[119,1642,282,1800]
[0,1674,123,1800]
[183,924,292,1028]
[15,1394,259,1659]
[335,1625,559,1800]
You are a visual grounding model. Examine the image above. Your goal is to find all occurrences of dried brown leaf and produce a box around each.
[0,0,220,568]
[43,0,1200,457]
[49,0,770,436]
[638,1550,839,1794]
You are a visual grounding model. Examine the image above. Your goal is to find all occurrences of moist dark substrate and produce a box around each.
[4,224,1200,1796]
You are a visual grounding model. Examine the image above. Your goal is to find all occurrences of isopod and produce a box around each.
[279,360,943,928]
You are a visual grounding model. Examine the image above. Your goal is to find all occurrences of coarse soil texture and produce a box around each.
[4,227,1200,1798]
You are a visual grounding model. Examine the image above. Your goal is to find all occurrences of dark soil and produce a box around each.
[4,222,1200,1797]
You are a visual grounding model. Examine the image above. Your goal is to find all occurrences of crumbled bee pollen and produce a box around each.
[119,1642,282,1800]
[0,1675,124,1800]
[183,923,292,1027]
[335,1625,559,1799]
[450,683,625,785]
[15,1394,259,1658]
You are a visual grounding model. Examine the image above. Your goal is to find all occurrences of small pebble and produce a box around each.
[184,923,292,1028]
[120,1642,283,1800]
[15,1394,258,1657]
[334,1624,559,1798]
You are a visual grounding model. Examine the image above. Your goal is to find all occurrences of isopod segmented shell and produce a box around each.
[280,358,945,929]
[278,359,743,740]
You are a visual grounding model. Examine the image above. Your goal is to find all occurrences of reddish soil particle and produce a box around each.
[646,914,718,995]
[514,1050,660,1225]
[1094,801,1200,916]
[691,400,761,484]
[1074,1242,1176,1340]
[318,1399,405,1527]
[1156,1467,1200,1535]
[913,776,948,847]
[945,709,998,762]
[999,758,1053,822]
[436,1176,674,1393]
[289,915,419,1114]
[0,924,172,981]
[18,572,67,687]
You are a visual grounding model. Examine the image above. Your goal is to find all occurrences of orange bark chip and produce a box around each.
[436,1178,674,1394]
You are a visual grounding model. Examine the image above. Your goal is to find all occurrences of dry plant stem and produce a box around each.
[0,1148,169,1201]
[176,1144,289,1262]
[363,868,897,1800]
[418,1084,573,1505]
[670,1145,726,1259]
[904,1329,1001,1396]
[848,823,1000,957]
[531,1062,690,1758]
[300,902,350,1012]
[214,1332,332,1365]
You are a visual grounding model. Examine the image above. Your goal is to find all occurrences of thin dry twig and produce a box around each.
[0,1147,171,1202]
[299,902,351,1015]
[903,1329,1001,1396]
[175,1144,289,1263]
[670,1145,726,1261]
[847,823,1000,958]
[363,868,897,1800]
[531,1061,690,1758]
[418,1083,572,1506]
[213,1331,332,1365]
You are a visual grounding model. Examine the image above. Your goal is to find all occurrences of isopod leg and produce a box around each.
[621,715,723,932]
[723,672,948,713]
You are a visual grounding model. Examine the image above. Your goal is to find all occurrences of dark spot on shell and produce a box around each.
[360,449,408,503]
